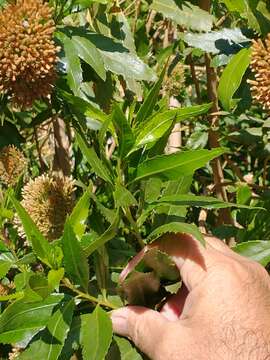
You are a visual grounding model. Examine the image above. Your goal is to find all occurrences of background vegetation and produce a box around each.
[1,0,270,359]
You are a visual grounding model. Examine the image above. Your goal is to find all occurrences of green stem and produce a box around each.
[62,278,117,310]
[124,207,145,248]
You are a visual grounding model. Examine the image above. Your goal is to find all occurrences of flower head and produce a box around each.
[0,145,27,186]
[0,0,59,108]
[20,174,75,241]
[249,35,270,110]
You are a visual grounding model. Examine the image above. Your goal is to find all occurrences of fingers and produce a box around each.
[151,233,210,291]
[111,306,168,359]
[150,233,239,291]
[160,284,189,321]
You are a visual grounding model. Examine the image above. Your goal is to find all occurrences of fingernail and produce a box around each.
[110,309,129,335]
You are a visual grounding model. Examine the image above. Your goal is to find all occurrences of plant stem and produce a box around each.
[62,278,118,310]
[124,207,145,248]
[199,0,235,237]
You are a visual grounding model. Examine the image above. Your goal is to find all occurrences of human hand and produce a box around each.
[111,234,270,360]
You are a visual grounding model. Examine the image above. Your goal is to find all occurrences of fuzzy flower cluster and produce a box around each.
[249,35,270,111]
[0,145,27,186]
[0,0,59,108]
[20,174,75,241]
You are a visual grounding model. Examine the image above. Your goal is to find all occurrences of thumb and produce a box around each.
[111,306,168,357]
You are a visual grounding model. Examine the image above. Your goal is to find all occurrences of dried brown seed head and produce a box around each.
[0,145,27,186]
[248,34,270,111]
[19,174,75,241]
[0,0,59,108]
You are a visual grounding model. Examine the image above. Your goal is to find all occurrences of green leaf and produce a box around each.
[9,194,53,268]
[58,316,81,360]
[151,0,214,32]
[114,184,137,208]
[132,103,212,152]
[0,294,64,345]
[183,28,250,54]
[152,194,261,210]
[112,105,135,158]
[133,148,226,182]
[48,268,65,292]
[218,48,251,111]
[59,90,107,123]
[28,274,51,300]
[68,188,91,238]
[72,35,106,81]
[147,222,204,244]
[18,299,75,360]
[81,306,113,360]
[233,240,270,266]
[62,221,89,292]
[153,177,193,226]
[61,35,83,96]
[75,131,113,184]
[0,252,15,279]
[113,336,143,360]
[99,50,156,83]
[63,30,156,83]
[83,214,119,256]
[135,67,166,128]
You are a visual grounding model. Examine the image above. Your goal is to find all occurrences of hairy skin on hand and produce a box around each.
[112,234,270,360]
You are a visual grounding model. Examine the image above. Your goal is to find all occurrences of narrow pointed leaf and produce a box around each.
[218,48,251,110]
[152,194,263,210]
[112,105,135,158]
[113,336,143,360]
[72,36,106,80]
[133,148,226,182]
[68,188,91,238]
[151,0,214,32]
[132,103,212,152]
[135,67,166,127]
[147,222,204,244]
[62,221,89,291]
[233,241,270,266]
[75,131,113,184]
[81,306,113,360]
[9,194,53,267]
[61,36,83,95]
[83,214,119,257]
